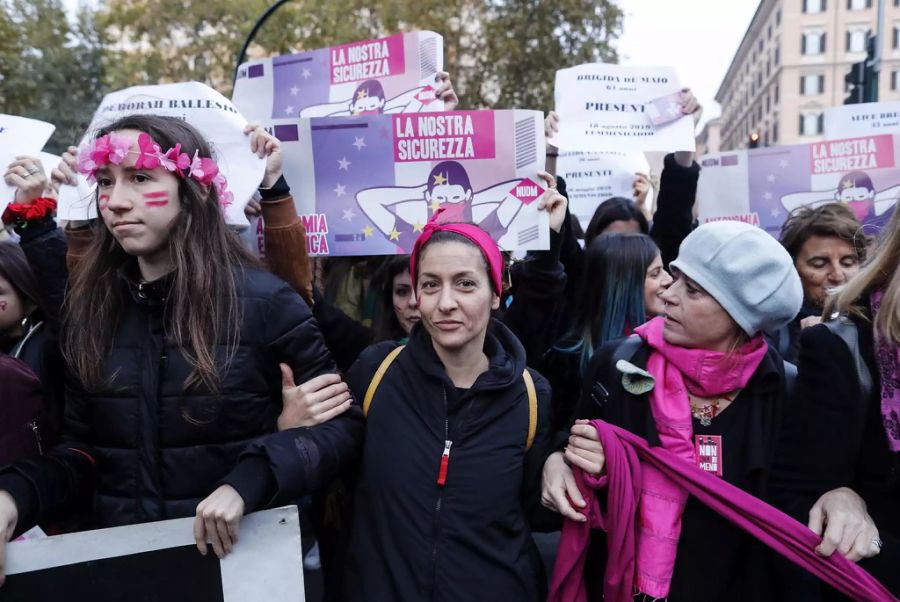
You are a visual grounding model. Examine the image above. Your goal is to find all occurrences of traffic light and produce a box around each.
[864,35,878,103]
[845,61,865,104]
[845,35,879,104]
[749,132,760,149]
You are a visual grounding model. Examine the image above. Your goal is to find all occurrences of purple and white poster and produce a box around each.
[698,134,900,238]
[233,31,444,124]
[246,110,549,257]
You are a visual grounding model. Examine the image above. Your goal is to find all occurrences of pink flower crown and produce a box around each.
[76,132,234,209]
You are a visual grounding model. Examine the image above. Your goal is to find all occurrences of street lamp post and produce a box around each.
[233,0,293,85]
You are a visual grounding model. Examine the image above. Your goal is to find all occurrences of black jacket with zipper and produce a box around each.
[342,319,556,602]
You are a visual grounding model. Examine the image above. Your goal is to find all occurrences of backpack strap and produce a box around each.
[363,345,405,417]
[523,369,537,452]
[823,318,873,401]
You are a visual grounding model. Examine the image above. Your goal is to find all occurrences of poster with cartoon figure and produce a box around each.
[246,110,549,257]
[232,31,444,124]
[697,134,900,238]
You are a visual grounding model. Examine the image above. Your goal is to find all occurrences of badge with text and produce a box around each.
[694,435,723,477]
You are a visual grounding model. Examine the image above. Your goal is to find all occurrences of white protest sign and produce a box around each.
[557,151,650,230]
[824,101,900,139]
[553,63,695,153]
[0,115,55,215]
[83,81,266,227]
[5,506,305,601]
[38,152,96,221]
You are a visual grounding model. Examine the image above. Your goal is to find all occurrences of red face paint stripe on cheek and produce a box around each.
[98,194,109,210]
[143,191,169,207]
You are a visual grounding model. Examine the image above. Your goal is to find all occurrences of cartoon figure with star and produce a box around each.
[780,169,898,230]
[300,79,431,118]
[355,161,526,252]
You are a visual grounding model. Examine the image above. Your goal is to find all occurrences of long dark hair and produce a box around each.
[62,114,259,392]
[0,242,43,324]
[555,233,659,374]
[372,255,412,342]
[584,197,649,244]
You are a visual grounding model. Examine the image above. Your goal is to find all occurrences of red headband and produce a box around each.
[409,209,504,294]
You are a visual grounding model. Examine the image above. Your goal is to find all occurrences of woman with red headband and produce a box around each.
[339,196,563,601]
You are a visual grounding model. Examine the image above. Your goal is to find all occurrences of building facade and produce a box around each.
[716,0,900,151]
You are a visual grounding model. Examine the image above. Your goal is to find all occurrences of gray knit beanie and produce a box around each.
[669,221,803,336]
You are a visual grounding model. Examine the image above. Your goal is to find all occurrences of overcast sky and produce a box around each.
[61,0,760,127]
[616,0,760,128]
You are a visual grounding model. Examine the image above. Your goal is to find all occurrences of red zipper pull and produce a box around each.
[437,440,453,486]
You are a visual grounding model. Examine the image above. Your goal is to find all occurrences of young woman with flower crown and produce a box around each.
[0,114,362,583]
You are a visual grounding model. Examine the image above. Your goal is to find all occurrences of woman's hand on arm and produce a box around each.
[809,486,881,562]
[541,451,587,522]
[277,364,352,430]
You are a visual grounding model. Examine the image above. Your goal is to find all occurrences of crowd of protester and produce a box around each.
[0,67,897,602]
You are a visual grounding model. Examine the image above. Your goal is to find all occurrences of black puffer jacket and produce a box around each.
[343,320,557,602]
[0,248,363,531]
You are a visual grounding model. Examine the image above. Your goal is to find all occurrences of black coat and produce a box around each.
[343,320,556,602]
[0,238,363,531]
[770,312,900,597]
[573,337,788,601]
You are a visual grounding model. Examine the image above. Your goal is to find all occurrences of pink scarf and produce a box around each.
[871,291,900,452]
[627,317,767,598]
[547,420,898,602]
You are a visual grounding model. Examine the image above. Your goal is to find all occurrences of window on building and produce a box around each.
[757,105,763,122]
[893,26,899,49]
[773,121,779,143]
[893,70,899,91]
[757,71,763,88]
[766,59,771,77]
[766,94,771,113]
[800,112,824,136]
[764,130,770,147]
[758,39,764,53]
[776,8,782,24]
[803,31,826,55]
[804,0,825,13]
[847,28,868,52]
[801,73,825,94]
[768,24,773,39]
[847,0,872,9]
[775,84,780,103]
[775,43,781,65]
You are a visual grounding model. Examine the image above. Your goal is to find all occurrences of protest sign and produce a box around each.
[243,110,548,257]
[0,115,55,215]
[233,31,445,124]
[552,63,695,153]
[824,101,900,139]
[4,506,304,601]
[697,134,899,237]
[78,81,266,227]
[556,151,649,230]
